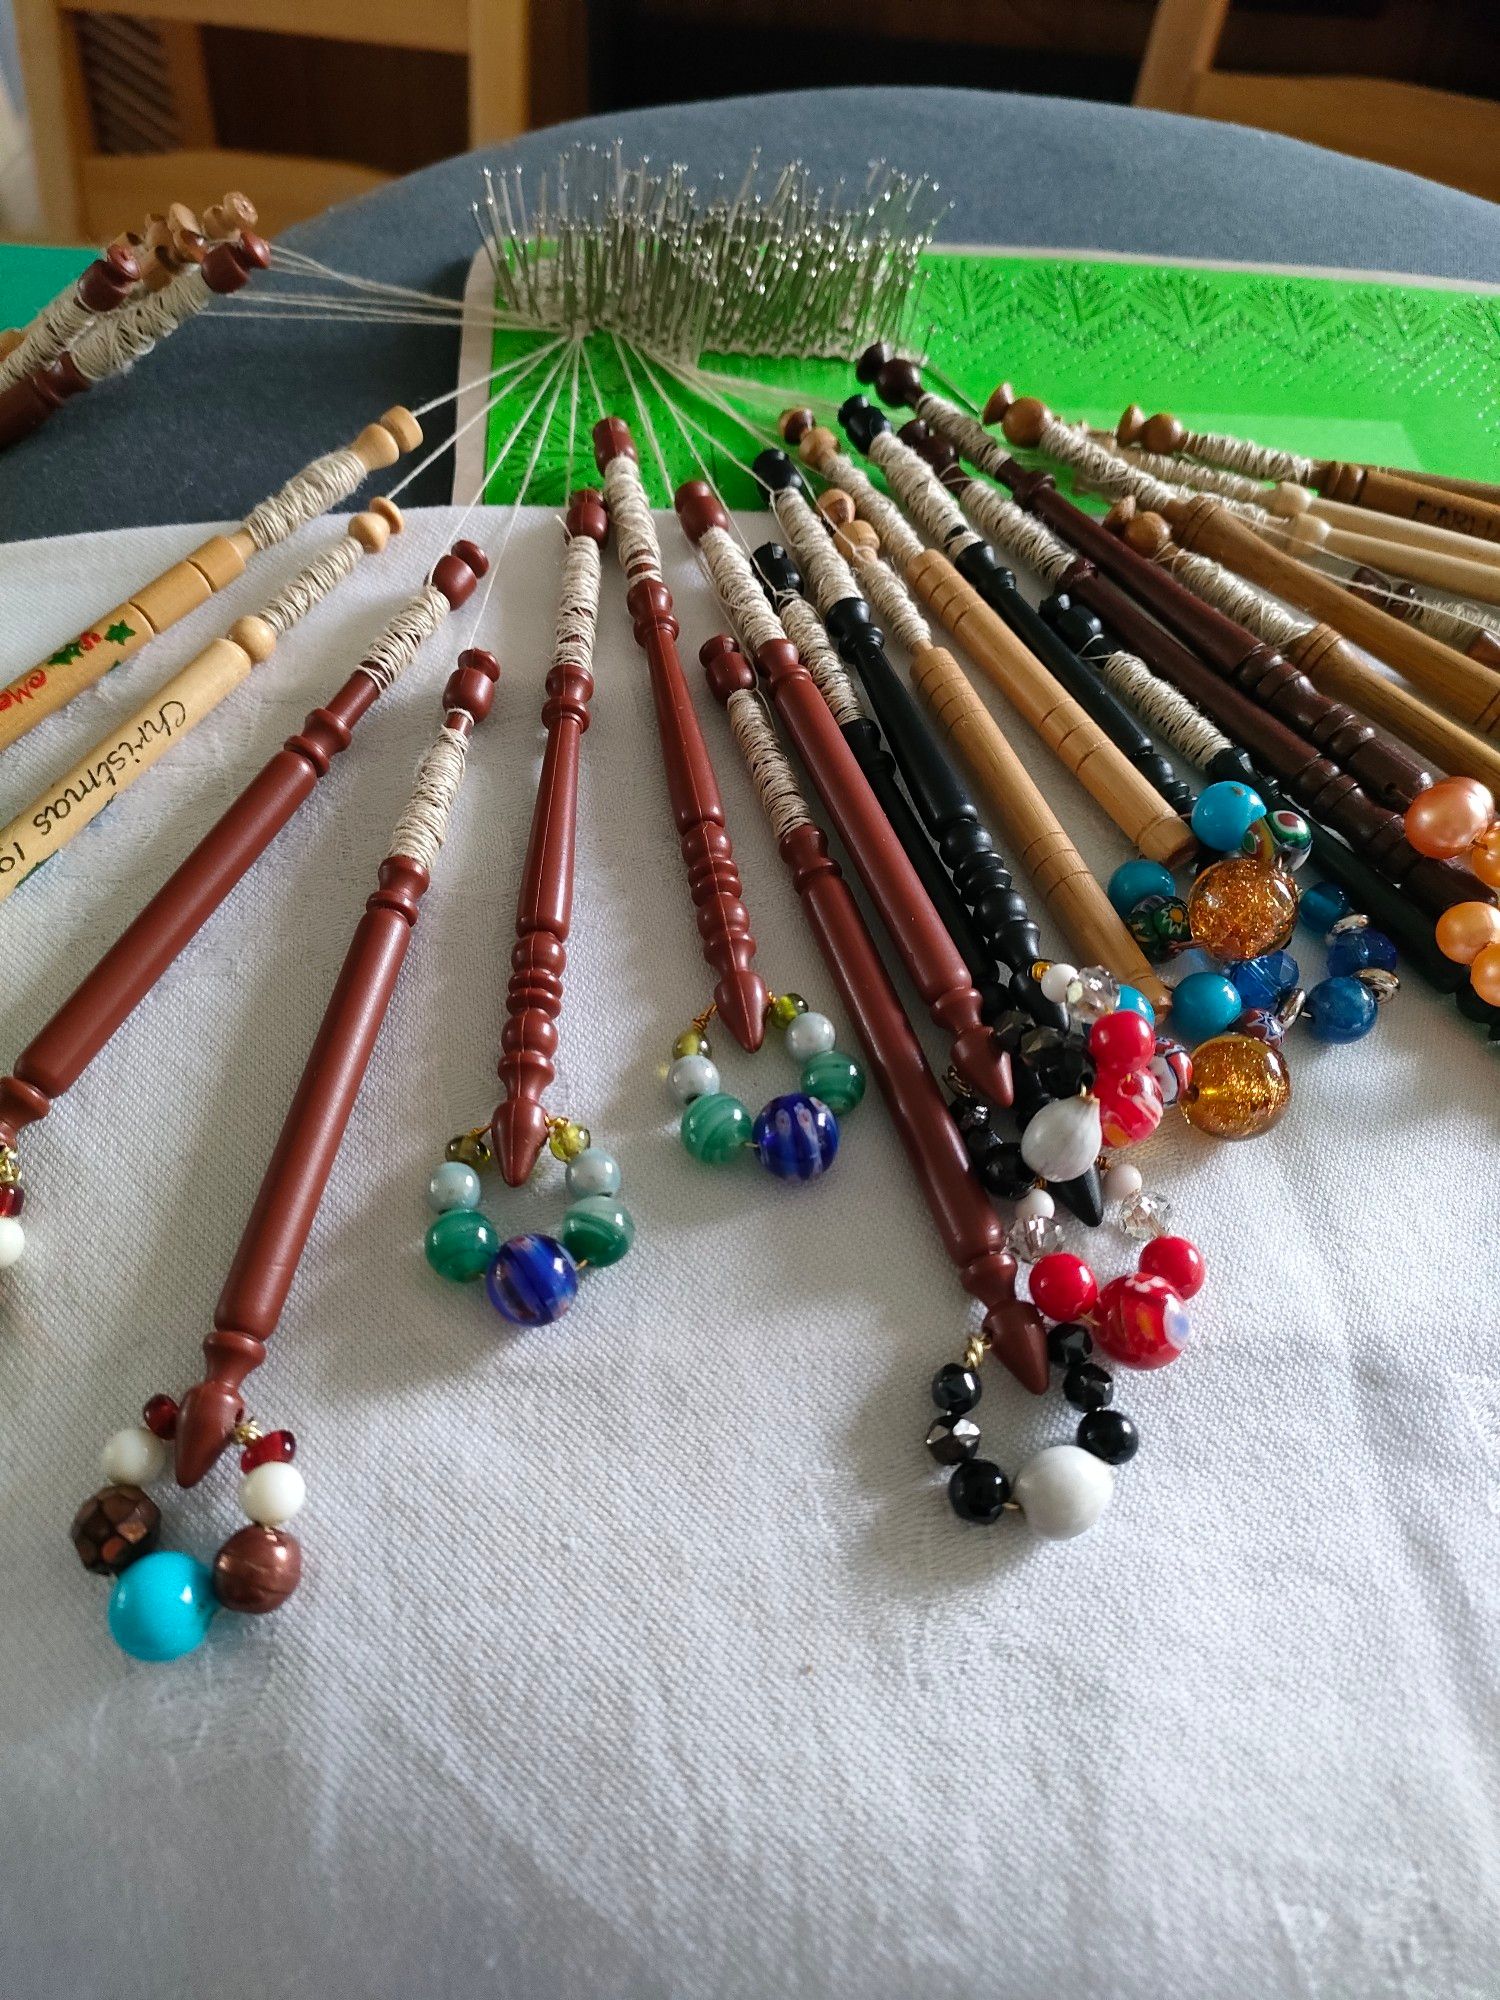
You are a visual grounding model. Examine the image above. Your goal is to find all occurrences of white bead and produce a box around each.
[1103,1161,1143,1203]
[101,1424,168,1487]
[239,1460,306,1527]
[783,1010,836,1062]
[427,1161,482,1213]
[1039,962,1077,1004]
[565,1147,621,1199]
[1014,1189,1055,1221]
[1014,1444,1114,1540]
[0,1214,24,1268]
[669,1054,721,1102]
[1020,1095,1103,1184]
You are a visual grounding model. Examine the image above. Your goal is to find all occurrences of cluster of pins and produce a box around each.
[475,143,945,363]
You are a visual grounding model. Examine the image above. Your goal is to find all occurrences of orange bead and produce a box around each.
[1403,776,1495,859]
[1434,899,1500,965]
[1186,856,1298,960]
[1472,943,1500,1005]
[1472,823,1500,891]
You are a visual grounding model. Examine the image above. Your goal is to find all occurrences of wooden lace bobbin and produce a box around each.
[0,403,423,750]
[0,544,487,1159]
[1274,510,1500,610]
[1371,467,1500,508]
[175,645,501,1485]
[1123,405,1500,548]
[490,492,606,1186]
[0,244,140,396]
[1341,563,1500,673]
[819,412,1194,871]
[949,385,1439,815]
[675,480,1012,1110]
[592,415,767,1052]
[0,232,270,454]
[1119,508,1500,803]
[700,633,1048,1394]
[0,504,401,905]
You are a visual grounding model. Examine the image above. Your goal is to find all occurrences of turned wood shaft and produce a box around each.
[1331,463,1500,547]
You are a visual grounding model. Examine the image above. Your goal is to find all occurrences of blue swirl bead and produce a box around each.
[1190,780,1266,853]
[1170,971,1244,1045]
[1115,984,1156,1025]
[1326,927,1398,978]
[485,1233,579,1324]
[1107,858,1176,917]
[1298,880,1352,937]
[107,1550,218,1662]
[752,1092,840,1181]
[1304,975,1378,1042]
[1229,950,1301,1013]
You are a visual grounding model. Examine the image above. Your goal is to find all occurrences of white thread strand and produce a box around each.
[1159,541,1309,649]
[777,593,864,727]
[1110,438,1266,503]
[554,532,602,671]
[243,446,372,551]
[1402,586,1500,649]
[68,263,215,382]
[810,440,924,567]
[700,528,786,656]
[769,487,860,615]
[389,724,469,872]
[954,476,1074,589]
[359,582,452,694]
[0,285,94,393]
[914,391,1012,481]
[850,548,931,654]
[727,687,811,842]
[1096,650,1229,769]
[868,430,980,552]
[601,451,662,587]
[1183,424,1317,486]
[259,534,364,638]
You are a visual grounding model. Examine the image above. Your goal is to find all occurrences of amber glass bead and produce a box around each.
[1180,1032,1292,1140]
[1186,857,1298,961]
[446,1130,494,1172]
[768,992,807,1028]
[672,1027,711,1062]
[548,1120,591,1162]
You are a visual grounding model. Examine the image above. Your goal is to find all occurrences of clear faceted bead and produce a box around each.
[1119,1189,1172,1241]
[1006,1213,1065,1262]
[1064,966,1121,1024]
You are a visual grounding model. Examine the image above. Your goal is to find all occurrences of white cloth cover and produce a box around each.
[0,510,1496,2000]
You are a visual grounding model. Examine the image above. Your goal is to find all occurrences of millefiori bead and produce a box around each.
[1096,1067,1165,1148]
[1148,1035,1193,1108]
[1094,1273,1188,1368]
[752,1092,839,1181]
[485,1234,579,1325]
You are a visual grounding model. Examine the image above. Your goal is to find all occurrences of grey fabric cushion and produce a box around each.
[4,86,1497,542]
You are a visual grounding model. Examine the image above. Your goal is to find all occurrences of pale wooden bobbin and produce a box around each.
[0,405,421,754]
[797,424,1194,871]
[1265,483,1500,573]
[1118,508,1500,800]
[0,506,399,905]
[1274,510,1500,611]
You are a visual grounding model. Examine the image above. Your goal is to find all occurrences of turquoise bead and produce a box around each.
[800,1048,866,1113]
[1114,984,1156,1025]
[1190,780,1266,853]
[1107,858,1176,917]
[107,1551,217,1662]
[680,1091,753,1164]
[1170,970,1244,1045]
[1298,880,1352,936]
[561,1195,635,1267]
[425,1207,502,1282]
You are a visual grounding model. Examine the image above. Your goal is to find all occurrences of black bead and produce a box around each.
[988,1007,1033,1053]
[1077,1408,1139,1464]
[1047,1320,1094,1368]
[977,1142,1036,1200]
[926,1412,981,1465]
[932,1362,981,1414]
[1062,1361,1114,1411]
[947,1457,1012,1523]
[952,1097,993,1143]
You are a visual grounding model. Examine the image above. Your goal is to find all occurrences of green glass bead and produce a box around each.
[680,1091,753,1164]
[800,1049,866,1113]
[561,1195,636,1268]
[425,1207,501,1282]
[768,992,808,1029]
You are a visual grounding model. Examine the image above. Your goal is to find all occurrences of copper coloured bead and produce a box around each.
[71,1484,161,1575]
[213,1525,303,1614]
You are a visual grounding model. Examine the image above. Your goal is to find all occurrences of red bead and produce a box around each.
[0,1184,23,1217]
[1094,1273,1188,1369]
[1096,1066,1164,1148]
[1028,1252,1099,1322]
[1138,1234,1206,1299]
[240,1428,297,1471]
[1088,1009,1155,1073]
[141,1393,179,1440]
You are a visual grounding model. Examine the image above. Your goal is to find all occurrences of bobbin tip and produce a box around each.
[173,1379,245,1486]
[565,488,609,544]
[1116,403,1146,444]
[453,537,488,576]
[751,542,801,600]
[871,354,923,409]
[752,447,803,495]
[981,381,1015,427]
[1000,396,1051,450]
[592,415,637,471]
[815,488,856,528]
[984,1299,1051,1396]
[349,508,392,554]
[371,496,404,536]
[838,396,888,454]
[778,407,814,446]
[855,341,893,385]
[1140,411,1187,455]
[674,480,728,541]
[380,406,423,454]
[700,632,755,702]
